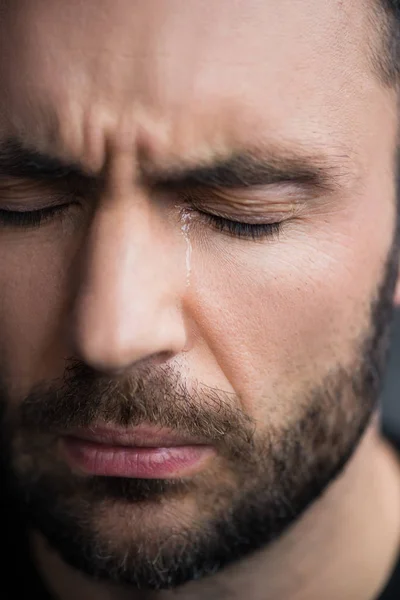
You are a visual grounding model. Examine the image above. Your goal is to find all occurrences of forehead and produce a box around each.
[0,0,395,173]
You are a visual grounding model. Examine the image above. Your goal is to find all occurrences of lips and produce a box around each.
[66,425,210,448]
[60,425,216,479]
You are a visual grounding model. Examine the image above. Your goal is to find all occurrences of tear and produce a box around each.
[180,208,193,288]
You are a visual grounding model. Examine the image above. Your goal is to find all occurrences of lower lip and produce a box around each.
[61,437,215,479]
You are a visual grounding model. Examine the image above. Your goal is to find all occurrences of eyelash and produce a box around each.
[0,203,282,242]
[0,204,70,228]
[199,212,282,241]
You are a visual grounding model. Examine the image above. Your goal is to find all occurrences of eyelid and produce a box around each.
[194,206,286,226]
[0,173,89,208]
[0,189,76,212]
[182,186,299,223]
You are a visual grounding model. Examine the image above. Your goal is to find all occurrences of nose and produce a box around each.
[70,195,188,374]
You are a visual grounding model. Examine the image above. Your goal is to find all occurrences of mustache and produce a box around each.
[16,360,256,456]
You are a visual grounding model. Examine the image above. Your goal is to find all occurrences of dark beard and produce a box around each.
[0,240,398,592]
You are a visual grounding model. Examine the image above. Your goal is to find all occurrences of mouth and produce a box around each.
[59,425,216,479]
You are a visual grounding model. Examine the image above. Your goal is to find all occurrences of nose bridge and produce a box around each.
[71,194,187,372]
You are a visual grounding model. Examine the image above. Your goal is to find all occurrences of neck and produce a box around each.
[32,421,400,600]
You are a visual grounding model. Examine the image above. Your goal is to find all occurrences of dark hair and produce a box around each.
[378,0,400,84]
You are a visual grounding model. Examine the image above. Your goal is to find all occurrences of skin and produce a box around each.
[0,0,400,598]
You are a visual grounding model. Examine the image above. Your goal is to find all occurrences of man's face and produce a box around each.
[0,0,399,591]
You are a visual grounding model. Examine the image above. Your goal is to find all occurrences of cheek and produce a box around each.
[186,192,395,417]
[0,232,77,394]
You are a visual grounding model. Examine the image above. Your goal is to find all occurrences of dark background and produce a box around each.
[382,311,400,441]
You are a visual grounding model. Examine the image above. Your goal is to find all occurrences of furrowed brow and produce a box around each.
[0,137,346,196]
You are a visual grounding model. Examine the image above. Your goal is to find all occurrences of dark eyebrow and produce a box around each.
[144,151,344,194]
[0,139,89,181]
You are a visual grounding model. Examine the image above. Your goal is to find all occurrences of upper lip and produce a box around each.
[64,425,210,448]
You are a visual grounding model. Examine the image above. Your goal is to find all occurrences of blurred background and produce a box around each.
[382,311,400,442]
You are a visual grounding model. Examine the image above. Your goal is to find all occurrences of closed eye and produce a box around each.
[0,204,72,228]
[196,210,282,241]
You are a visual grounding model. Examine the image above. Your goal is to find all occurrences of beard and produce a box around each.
[0,241,398,592]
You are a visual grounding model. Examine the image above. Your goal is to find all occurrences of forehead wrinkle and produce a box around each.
[4,109,132,186]
[0,71,363,196]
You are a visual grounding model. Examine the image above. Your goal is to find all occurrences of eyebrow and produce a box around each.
[149,153,341,193]
[0,137,343,194]
[0,139,90,182]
